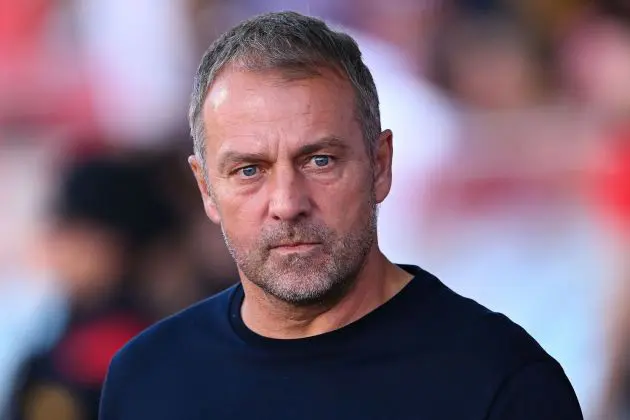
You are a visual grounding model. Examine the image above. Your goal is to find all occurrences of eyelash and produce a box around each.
[232,155,335,179]
[307,155,334,168]
[234,165,261,179]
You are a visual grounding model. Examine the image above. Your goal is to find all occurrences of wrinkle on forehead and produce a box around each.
[205,67,352,112]
[202,68,361,169]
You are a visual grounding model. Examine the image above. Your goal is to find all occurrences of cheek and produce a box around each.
[311,172,373,230]
[215,193,266,246]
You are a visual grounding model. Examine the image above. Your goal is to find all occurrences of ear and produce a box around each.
[188,155,221,224]
[373,129,393,204]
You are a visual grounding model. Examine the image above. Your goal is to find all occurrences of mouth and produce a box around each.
[270,242,321,253]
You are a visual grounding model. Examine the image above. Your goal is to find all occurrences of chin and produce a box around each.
[261,271,354,308]
[271,288,340,307]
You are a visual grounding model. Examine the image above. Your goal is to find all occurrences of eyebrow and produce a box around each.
[296,136,348,157]
[216,136,349,174]
[217,150,268,174]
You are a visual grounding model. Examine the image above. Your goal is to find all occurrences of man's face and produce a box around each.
[190,67,392,306]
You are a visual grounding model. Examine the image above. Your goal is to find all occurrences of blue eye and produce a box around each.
[312,155,330,167]
[240,166,258,177]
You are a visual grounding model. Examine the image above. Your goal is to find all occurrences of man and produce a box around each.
[100,11,582,419]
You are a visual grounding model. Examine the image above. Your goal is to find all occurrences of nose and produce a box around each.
[267,165,312,221]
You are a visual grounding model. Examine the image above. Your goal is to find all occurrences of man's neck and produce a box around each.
[239,248,413,339]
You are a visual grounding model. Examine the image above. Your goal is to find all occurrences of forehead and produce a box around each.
[202,67,360,155]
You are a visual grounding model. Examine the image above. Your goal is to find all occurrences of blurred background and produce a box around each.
[1,0,630,418]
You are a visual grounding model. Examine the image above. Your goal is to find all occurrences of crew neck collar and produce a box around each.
[228,265,430,351]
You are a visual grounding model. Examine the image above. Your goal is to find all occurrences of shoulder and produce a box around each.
[411,269,580,414]
[411,267,557,372]
[108,285,237,376]
[100,286,238,418]
[458,304,579,414]
[485,358,583,419]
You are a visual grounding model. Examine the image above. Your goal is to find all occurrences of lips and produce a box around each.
[270,242,320,249]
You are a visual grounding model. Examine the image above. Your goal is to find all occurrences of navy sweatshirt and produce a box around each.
[100,265,583,419]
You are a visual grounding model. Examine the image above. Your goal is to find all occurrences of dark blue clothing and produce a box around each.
[100,265,582,419]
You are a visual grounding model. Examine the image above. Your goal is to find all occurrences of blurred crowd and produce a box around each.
[2,0,630,418]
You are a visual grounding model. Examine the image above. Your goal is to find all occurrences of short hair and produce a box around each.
[188,11,381,166]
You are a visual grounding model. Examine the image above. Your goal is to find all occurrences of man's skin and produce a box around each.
[189,66,412,339]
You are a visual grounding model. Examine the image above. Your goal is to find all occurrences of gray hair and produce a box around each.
[188,11,381,167]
